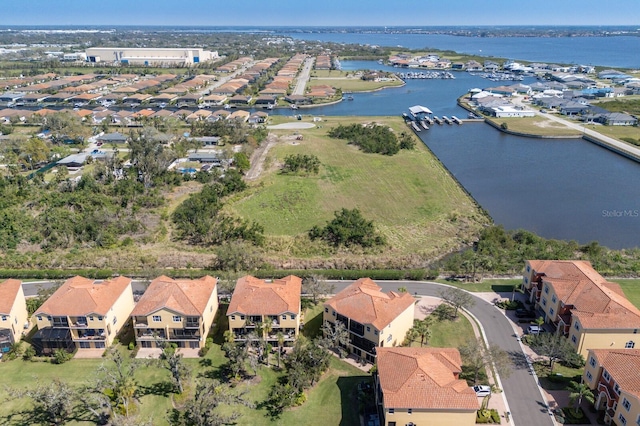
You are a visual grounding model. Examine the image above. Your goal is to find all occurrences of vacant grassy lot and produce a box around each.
[310,77,403,92]
[583,123,640,145]
[486,116,583,137]
[428,313,476,348]
[227,116,486,266]
[617,279,640,309]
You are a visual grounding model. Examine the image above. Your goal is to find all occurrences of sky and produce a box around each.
[2,0,640,27]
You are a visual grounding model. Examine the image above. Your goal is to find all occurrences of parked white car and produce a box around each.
[473,385,491,397]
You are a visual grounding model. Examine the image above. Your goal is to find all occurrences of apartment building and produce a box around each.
[32,276,134,355]
[130,275,218,349]
[522,260,640,357]
[375,347,479,426]
[227,275,301,345]
[323,278,415,363]
[0,279,29,354]
[583,348,640,426]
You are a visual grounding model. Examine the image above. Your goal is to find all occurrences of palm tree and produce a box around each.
[412,318,433,347]
[568,380,595,416]
[276,332,285,369]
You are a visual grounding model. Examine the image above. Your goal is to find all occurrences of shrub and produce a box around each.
[22,346,36,361]
[52,348,73,364]
[128,341,135,350]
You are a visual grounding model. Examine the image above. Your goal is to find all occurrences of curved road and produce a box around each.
[21,278,553,426]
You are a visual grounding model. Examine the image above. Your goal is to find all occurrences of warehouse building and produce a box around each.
[84,48,218,66]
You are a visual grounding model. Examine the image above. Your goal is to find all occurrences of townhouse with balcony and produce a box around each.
[130,275,218,349]
[522,260,640,357]
[375,347,479,426]
[32,276,134,355]
[583,349,640,426]
[227,275,301,345]
[0,279,29,354]
[323,278,415,363]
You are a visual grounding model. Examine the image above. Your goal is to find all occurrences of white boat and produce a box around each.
[290,104,299,110]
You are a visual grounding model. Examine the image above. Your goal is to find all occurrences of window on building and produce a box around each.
[407,408,412,415]
[152,315,161,322]
[544,286,549,294]
[324,307,328,313]
[615,383,621,395]
[89,316,94,321]
[332,311,336,317]
[367,326,371,332]
[552,295,557,303]
[571,335,577,343]
[586,371,593,381]
[375,330,379,335]
[625,341,636,349]
[524,277,529,284]
[95,342,105,349]
[603,370,611,382]
[387,334,392,342]
[542,298,547,307]
[623,398,631,411]
[619,413,627,425]
[240,315,245,320]
[527,265,531,272]
[231,315,235,320]
[291,314,296,320]
[589,357,596,367]
[1,315,6,321]
[173,316,182,322]
[112,316,117,325]
[575,322,580,331]
[37,316,42,321]
[549,308,555,316]
[98,316,103,321]
[388,422,396,426]
[388,408,394,414]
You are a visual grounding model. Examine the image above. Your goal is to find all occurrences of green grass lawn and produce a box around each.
[485,115,582,137]
[409,313,476,349]
[533,361,583,391]
[616,279,640,309]
[227,116,486,258]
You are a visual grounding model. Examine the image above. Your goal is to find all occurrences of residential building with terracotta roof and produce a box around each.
[522,260,640,357]
[323,278,415,363]
[583,348,640,425]
[131,276,218,350]
[227,275,302,345]
[0,279,29,354]
[32,276,134,355]
[375,347,479,426]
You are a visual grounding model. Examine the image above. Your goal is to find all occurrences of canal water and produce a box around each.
[275,61,640,249]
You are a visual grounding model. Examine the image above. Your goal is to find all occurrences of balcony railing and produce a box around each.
[171,331,200,340]
[134,321,149,328]
[185,320,200,329]
[136,330,166,339]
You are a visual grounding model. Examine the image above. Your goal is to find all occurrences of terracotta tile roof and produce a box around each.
[324,278,415,329]
[0,279,22,315]
[530,260,640,329]
[228,275,301,316]
[591,349,640,400]
[377,347,479,410]
[35,276,132,317]
[131,275,217,317]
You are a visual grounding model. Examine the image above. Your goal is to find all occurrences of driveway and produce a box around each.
[327,280,555,426]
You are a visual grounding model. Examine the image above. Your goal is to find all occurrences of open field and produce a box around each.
[309,77,403,92]
[486,116,583,137]
[617,279,640,309]
[226,115,488,266]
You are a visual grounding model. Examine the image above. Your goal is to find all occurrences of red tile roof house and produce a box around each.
[130,275,218,350]
[32,276,135,356]
[227,275,302,346]
[323,278,415,363]
[583,349,640,425]
[0,279,29,354]
[375,347,479,426]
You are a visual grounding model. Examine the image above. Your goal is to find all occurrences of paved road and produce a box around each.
[292,57,315,96]
[21,278,552,426]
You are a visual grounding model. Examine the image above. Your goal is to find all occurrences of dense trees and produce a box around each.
[309,208,386,248]
[281,154,321,175]
[327,123,414,155]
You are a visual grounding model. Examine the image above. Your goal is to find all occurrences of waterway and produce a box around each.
[274,60,640,249]
[283,32,640,69]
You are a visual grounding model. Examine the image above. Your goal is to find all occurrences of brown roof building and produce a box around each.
[323,278,415,363]
[375,347,479,426]
[228,275,302,345]
[131,275,218,349]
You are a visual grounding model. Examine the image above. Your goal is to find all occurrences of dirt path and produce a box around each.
[245,133,278,180]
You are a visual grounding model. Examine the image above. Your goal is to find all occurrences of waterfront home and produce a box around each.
[582,349,640,425]
[375,347,479,426]
[0,279,29,354]
[489,105,536,118]
[522,260,640,357]
[227,275,302,345]
[323,278,415,363]
[601,112,638,126]
[131,276,218,349]
[32,276,135,355]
